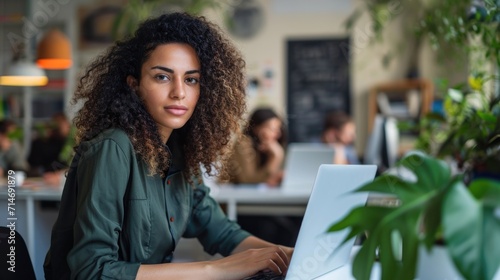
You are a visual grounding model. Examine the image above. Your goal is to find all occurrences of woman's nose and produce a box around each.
[169,78,186,99]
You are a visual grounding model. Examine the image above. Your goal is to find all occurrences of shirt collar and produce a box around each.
[165,130,185,175]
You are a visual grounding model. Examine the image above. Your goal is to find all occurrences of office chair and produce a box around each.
[0,226,36,280]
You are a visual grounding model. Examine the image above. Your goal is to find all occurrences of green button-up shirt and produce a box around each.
[44,128,250,280]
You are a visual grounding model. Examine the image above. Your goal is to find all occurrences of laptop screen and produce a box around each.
[286,164,377,280]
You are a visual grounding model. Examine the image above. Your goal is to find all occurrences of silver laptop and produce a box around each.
[280,143,336,192]
[245,164,377,280]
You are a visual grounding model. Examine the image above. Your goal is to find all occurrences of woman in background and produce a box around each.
[227,108,300,247]
[228,107,286,186]
[44,12,292,280]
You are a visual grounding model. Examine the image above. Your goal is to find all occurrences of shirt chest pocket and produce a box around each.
[122,197,175,262]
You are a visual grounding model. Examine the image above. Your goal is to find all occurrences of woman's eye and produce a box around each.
[155,74,170,81]
[186,77,199,85]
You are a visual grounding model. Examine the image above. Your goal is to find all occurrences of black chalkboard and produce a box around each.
[286,38,350,143]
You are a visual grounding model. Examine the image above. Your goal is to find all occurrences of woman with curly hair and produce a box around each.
[44,12,292,280]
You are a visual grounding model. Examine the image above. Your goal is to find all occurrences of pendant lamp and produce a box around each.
[0,40,48,87]
[36,28,72,70]
[0,60,48,86]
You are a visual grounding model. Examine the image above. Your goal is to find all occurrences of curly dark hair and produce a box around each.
[72,12,247,180]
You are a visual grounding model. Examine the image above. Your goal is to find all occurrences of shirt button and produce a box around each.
[170,217,174,222]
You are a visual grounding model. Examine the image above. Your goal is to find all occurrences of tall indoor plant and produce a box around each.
[328,152,500,280]
[349,0,500,168]
[112,0,222,39]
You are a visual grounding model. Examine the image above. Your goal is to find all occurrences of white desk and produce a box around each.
[0,180,61,257]
[210,184,310,220]
[0,179,62,279]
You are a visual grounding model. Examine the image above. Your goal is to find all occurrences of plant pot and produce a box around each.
[416,245,463,280]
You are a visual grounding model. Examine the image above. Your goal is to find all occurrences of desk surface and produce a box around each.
[0,181,310,203]
[0,179,62,200]
[211,184,310,203]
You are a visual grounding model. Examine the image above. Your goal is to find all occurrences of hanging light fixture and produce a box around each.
[0,42,48,87]
[0,61,48,86]
[36,28,72,70]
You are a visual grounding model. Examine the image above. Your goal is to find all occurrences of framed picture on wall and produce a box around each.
[77,1,125,49]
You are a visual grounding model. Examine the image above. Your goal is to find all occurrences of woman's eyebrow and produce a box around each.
[151,66,200,75]
[151,66,174,73]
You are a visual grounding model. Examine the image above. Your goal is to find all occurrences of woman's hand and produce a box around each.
[258,140,284,159]
[206,246,292,280]
[266,170,283,187]
[137,238,294,280]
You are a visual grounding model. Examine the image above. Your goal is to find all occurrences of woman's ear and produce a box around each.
[126,75,139,94]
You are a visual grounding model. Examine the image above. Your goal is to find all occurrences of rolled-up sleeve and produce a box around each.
[68,139,140,280]
[183,184,251,256]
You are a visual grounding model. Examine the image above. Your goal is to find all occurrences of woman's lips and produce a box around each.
[164,105,188,116]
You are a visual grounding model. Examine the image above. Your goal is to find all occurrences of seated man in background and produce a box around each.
[321,111,360,164]
[0,119,29,176]
[28,112,75,186]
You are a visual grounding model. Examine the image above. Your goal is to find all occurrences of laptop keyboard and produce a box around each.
[242,271,285,280]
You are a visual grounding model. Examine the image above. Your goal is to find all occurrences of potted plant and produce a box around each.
[415,74,500,181]
[327,152,500,280]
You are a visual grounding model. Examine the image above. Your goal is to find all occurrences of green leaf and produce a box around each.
[442,181,484,280]
[356,175,417,203]
[477,111,498,124]
[398,152,451,192]
[352,232,379,280]
[344,8,363,31]
[421,191,445,249]
[379,228,399,280]
[327,206,394,241]
[397,215,420,280]
[448,88,464,102]
[468,179,500,206]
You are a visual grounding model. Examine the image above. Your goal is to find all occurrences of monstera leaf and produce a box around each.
[443,178,500,280]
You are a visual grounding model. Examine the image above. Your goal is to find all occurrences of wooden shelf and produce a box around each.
[368,79,434,133]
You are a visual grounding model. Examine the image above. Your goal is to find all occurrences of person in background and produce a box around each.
[44,12,292,280]
[0,119,28,176]
[28,112,74,173]
[321,111,360,164]
[28,112,75,186]
[228,107,286,187]
[227,108,300,246]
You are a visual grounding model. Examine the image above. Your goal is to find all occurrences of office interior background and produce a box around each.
[0,0,471,157]
[3,0,499,279]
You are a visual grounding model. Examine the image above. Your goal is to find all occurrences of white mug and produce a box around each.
[14,171,26,187]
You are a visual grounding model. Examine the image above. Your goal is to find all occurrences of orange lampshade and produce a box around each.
[36,28,72,70]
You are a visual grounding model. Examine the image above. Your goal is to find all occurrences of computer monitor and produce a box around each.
[364,115,399,173]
